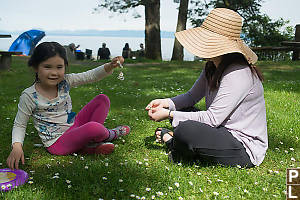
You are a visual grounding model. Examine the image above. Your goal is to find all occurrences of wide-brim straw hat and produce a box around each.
[175,8,258,64]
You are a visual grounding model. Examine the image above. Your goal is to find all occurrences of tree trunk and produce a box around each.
[292,24,300,61]
[145,0,162,60]
[171,0,189,61]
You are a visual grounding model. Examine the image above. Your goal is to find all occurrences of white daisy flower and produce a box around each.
[199,188,203,192]
[85,166,89,169]
[283,190,287,195]
[119,189,124,192]
[105,163,109,167]
[156,191,163,196]
[130,194,135,198]
[66,180,71,184]
[189,181,193,186]
[213,192,219,195]
[102,177,107,180]
[146,187,151,191]
[175,182,180,187]
[290,148,294,151]
[291,157,296,162]
[68,185,72,188]
[151,195,155,199]
[168,186,173,190]
[179,197,183,200]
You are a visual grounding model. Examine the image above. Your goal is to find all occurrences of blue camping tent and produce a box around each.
[9,30,45,56]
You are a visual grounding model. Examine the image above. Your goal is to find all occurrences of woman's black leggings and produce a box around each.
[167,108,254,168]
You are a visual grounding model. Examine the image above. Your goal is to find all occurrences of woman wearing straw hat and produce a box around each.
[146,8,267,168]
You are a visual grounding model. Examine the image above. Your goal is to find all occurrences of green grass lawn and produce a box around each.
[0,57,299,199]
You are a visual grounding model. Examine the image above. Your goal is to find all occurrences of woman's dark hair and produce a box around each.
[205,53,264,90]
[123,43,129,50]
[28,42,68,69]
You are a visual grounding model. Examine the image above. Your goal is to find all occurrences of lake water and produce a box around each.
[0,35,195,61]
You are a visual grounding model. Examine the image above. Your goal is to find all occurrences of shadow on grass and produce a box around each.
[143,135,164,150]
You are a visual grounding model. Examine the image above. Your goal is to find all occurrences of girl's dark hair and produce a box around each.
[28,42,68,69]
[205,53,264,90]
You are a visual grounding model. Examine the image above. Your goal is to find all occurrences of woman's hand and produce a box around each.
[145,99,169,111]
[148,107,169,122]
[6,143,24,170]
[104,56,124,72]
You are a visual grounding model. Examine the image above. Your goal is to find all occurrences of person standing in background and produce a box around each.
[122,43,132,59]
[97,43,111,60]
[138,43,145,57]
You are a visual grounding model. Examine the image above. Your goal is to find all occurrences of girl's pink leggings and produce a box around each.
[47,94,110,155]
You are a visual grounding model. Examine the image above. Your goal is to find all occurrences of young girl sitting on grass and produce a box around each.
[7,42,130,170]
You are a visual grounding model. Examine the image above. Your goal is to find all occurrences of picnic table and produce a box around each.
[251,24,300,61]
[0,34,22,70]
[0,34,12,38]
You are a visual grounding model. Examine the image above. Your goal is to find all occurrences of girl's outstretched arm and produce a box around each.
[7,142,25,170]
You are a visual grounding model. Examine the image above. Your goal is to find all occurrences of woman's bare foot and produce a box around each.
[155,128,173,143]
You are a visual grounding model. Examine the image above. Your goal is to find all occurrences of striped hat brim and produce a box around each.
[175,26,258,64]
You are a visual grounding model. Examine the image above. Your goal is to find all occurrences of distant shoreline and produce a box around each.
[0,29,175,38]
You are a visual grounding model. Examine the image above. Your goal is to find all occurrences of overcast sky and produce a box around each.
[0,0,299,32]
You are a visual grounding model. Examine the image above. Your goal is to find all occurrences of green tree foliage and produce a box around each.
[188,0,293,46]
[95,0,162,60]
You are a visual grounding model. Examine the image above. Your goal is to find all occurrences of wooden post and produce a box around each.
[0,54,12,70]
[292,24,300,60]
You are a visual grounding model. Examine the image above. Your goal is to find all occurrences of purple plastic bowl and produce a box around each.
[0,168,28,192]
